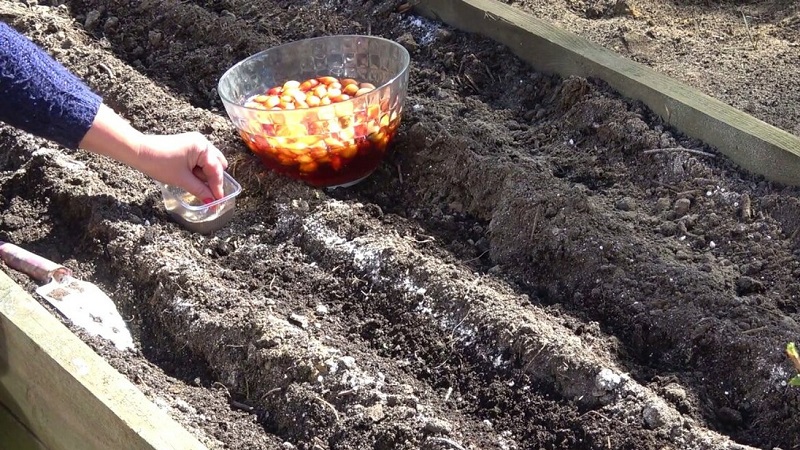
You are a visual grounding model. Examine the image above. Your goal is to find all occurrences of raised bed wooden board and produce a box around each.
[0,401,48,450]
[415,0,800,186]
[0,271,207,450]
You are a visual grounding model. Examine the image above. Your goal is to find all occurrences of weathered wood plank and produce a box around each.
[0,401,49,450]
[0,270,208,450]
[415,0,800,186]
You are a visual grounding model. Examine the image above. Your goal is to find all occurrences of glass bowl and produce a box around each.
[157,172,242,234]
[217,35,410,188]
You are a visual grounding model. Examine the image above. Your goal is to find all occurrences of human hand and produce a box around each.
[79,104,230,201]
[135,132,229,201]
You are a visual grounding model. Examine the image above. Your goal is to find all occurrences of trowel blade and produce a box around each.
[35,277,135,351]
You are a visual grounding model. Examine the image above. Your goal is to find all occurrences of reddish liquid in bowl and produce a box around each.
[239,120,399,187]
[235,76,402,187]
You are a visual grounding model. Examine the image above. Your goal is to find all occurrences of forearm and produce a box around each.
[0,21,101,149]
[77,104,144,169]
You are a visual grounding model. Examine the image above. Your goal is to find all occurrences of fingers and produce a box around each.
[195,141,227,200]
[182,175,216,203]
[192,167,208,182]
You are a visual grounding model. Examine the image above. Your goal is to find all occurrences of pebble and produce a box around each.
[662,383,688,404]
[642,404,667,428]
[84,9,102,30]
[104,16,119,33]
[674,198,691,216]
[396,32,418,53]
[315,304,329,316]
[615,197,633,211]
[288,313,308,329]
[655,197,672,212]
[173,398,196,414]
[422,417,453,435]
[658,222,678,236]
[595,368,622,392]
[148,31,163,46]
[339,356,356,369]
[364,404,385,422]
[735,276,764,296]
[435,28,453,42]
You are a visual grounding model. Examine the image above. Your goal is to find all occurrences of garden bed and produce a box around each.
[1,0,799,449]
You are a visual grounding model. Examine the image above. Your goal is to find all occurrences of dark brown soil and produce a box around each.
[1,0,799,449]
[507,0,800,137]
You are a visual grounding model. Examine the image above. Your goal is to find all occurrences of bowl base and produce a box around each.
[321,173,371,189]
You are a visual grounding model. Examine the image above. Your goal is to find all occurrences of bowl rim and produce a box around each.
[158,171,243,212]
[217,34,411,114]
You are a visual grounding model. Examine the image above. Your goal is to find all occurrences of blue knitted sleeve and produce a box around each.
[0,21,102,150]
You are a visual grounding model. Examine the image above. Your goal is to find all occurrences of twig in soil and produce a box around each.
[523,343,547,372]
[404,233,436,244]
[336,388,357,397]
[462,250,489,264]
[529,205,542,240]
[741,10,756,49]
[425,437,468,450]
[642,147,716,158]
[435,308,472,370]
[581,409,612,422]
[313,394,340,423]
[213,381,231,398]
[262,387,282,399]
[463,74,480,92]
[97,62,115,78]
[397,163,403,184]
[653,181,680,192]
[743,325,768,335]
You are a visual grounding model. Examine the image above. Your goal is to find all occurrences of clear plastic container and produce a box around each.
[217,35,410,188]
[157,172,242,234]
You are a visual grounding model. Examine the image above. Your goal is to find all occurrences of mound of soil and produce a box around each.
[1,0,799,449]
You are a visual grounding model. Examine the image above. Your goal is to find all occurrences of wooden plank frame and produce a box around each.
[0,270,208,450]
[415,0,800,186]
[0,401,48,450]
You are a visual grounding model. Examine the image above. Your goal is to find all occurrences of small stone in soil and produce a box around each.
[595,368,623,392]
[84,9,102,30]
[397,32,419,52]
[174,398,196,414]
[422,417,453,435]
[364,403,385,422]
[288,313,309,329]
[674,198,691,216]
[735,276,765,296]
[642,405,667,429]
[655,197,672,212]
[615,197,633,211]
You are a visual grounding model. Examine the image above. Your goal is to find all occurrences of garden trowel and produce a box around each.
[0,241,134,351]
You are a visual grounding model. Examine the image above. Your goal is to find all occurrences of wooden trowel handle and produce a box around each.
[0,241,72,283]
